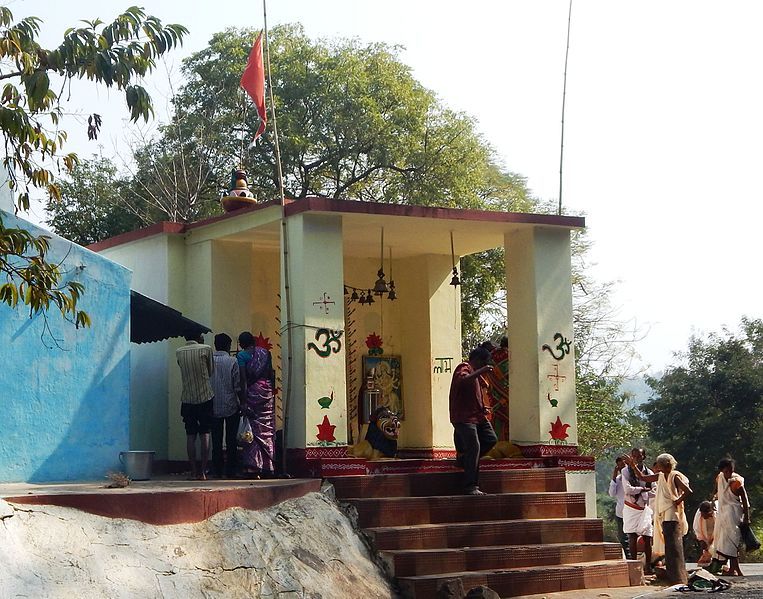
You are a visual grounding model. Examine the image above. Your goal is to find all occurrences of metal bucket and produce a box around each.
[119,450,155,481]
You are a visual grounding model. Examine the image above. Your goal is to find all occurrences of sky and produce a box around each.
[11,0,763,374]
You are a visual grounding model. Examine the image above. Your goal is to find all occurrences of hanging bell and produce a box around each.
[373,269,388,295]
[387,280,397,301]
[450,267,460,287]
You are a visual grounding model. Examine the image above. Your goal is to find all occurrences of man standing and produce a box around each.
[449,346,497,495]
[712,458,750,576]
[621,447,655,573]
[210,333,242,478]
[176,333,214,480]
[608,455,630,557]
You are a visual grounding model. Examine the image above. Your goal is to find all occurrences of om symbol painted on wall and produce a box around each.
[542,332,572,361]
[307,328,343,358]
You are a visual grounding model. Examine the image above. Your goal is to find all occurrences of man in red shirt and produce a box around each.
[450,346,498,495]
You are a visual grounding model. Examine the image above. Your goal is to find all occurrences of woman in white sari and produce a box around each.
[626,453,692,584]
[712,458,750,576]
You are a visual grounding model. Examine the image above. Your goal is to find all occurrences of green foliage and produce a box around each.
[0,218,89,328]
[48,23,538,344]
[45,157,144,246]
[0,6,187,326]
[576,371,647,458]
[644,318,763,521]
[165,24,534,209]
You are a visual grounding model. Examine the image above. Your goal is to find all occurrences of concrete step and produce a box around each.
[366,517,606,551]
[381,542,624,577]
[329,468,567,498]
[345,492,586,527]
[396,560,631,599]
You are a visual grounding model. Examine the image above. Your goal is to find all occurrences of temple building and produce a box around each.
[91,197,593,511]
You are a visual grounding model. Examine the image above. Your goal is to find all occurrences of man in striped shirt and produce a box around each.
[176,333,214,480]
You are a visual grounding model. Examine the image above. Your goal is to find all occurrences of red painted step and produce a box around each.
[365,517,606,551]
[380,542,624,577]
[346,492,586,527]
[396,560,631,598]
[329,467,567,498]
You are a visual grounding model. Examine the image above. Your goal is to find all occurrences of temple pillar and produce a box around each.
[395,254,461,455]
[505,228,578,447]
[281,213,347,453]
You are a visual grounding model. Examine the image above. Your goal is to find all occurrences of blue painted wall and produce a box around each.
[0,211,131,482]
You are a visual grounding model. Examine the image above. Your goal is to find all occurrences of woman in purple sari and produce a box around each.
[237,332,276,478]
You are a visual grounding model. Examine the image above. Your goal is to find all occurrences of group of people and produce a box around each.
[609,449,751,583]
[175,331,277,480]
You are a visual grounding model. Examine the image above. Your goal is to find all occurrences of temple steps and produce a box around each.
[328,470,639,598]
[396,560,632,599]
[344,492,586,528]
[380,542,624,577]
[364,517,607,551]
[330,468,567,498]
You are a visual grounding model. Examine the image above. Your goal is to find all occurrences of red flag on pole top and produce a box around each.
[240,32,267,141]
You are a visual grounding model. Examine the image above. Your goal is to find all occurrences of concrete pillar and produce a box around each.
[394,254,462,451]
[505,228,578,446]
[281,213,347,449]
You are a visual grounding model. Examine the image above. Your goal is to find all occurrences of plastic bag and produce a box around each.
[237,416,253,446]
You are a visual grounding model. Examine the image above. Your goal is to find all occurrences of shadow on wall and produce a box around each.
[29,352,130,483]
[0,286,131,483]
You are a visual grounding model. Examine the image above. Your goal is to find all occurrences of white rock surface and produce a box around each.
[0,493,396,598]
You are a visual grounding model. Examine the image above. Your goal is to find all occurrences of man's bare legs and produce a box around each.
[187,434,210,480]
[187,434,198,479]
[199,433,210,481]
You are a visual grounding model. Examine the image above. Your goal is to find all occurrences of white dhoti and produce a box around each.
[623,501,654,537]
[715,472,744,559]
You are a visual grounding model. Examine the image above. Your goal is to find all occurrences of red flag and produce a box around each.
[240,32,267,141]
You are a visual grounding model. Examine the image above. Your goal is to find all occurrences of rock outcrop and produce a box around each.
[0,491,396,598]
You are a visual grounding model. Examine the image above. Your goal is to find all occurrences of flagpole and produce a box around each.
[558,0,573,216]
[262,0,293,477]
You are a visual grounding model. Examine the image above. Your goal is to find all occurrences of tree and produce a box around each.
[47,23,539,342]
[160,24,529,209]
[644,318,763,514]
[45,156,143,246]
[0,6,187,326]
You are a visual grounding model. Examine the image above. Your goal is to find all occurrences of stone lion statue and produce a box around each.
[348,406,401,459]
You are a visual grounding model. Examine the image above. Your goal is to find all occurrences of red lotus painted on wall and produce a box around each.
[316,415,336,442]
[549,416,570,442]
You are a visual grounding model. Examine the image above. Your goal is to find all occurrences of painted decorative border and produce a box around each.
[396,448,457,460]
[517,443,580,458]
[300,446,349,459]
[286,449,595,477]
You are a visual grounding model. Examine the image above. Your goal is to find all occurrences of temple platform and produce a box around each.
[0,476,321,525]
